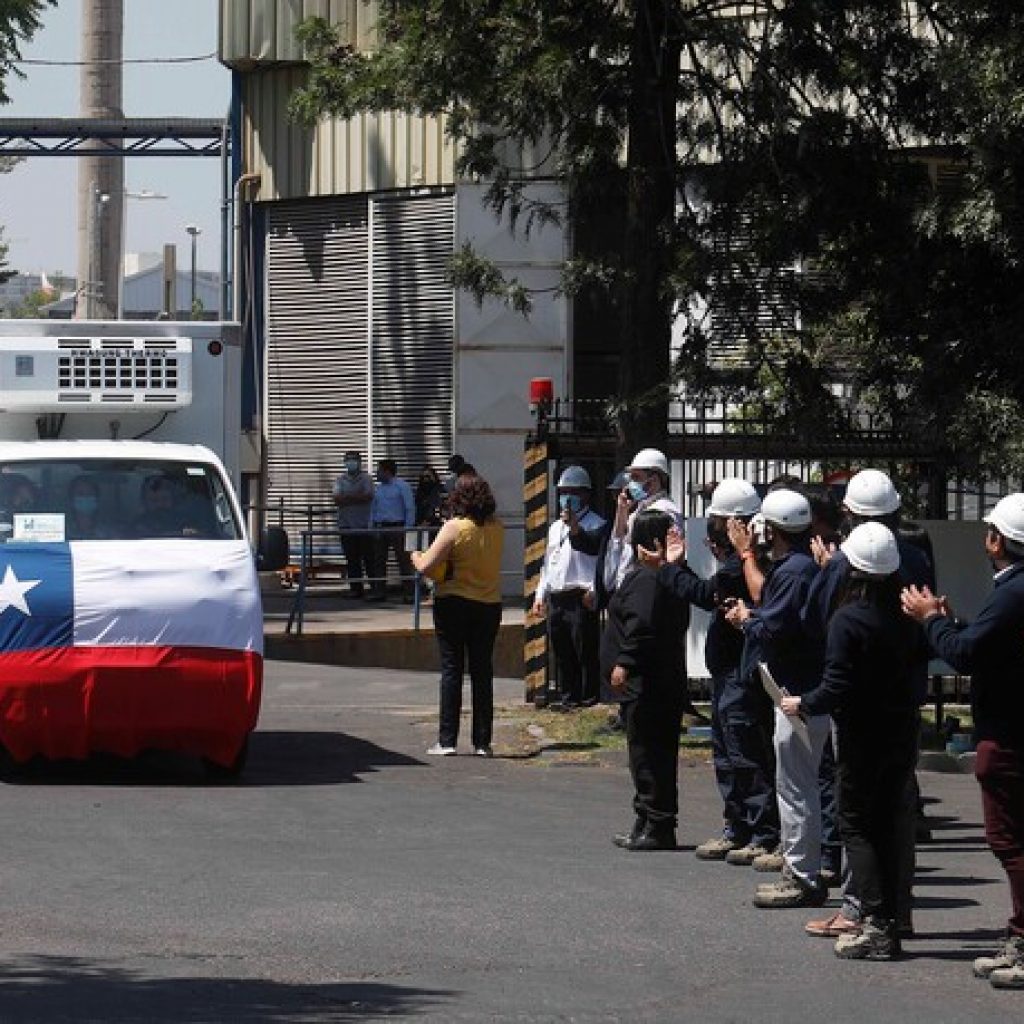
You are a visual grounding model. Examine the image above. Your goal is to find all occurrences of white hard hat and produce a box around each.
[984,493,1024,544]
[841,521,901,576]
[556,465,591,490]
[707,478,761,518]
[844,469,901,516]
[761,489,811,532]
[628,448,669,476]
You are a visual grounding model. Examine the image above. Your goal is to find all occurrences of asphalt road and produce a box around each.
[1,660,1021,1023]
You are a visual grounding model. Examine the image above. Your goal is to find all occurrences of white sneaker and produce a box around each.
[426,743,457,756]
[474,746,493,757]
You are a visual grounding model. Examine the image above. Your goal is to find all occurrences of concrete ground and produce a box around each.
[1,659,1020,1023]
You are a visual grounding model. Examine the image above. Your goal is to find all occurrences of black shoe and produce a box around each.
[613,817,645,848]
[618,825,677,852]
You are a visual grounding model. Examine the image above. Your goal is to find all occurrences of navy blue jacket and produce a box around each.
[803,539,934,703]
[657,553,750,676]
[741,549,820,694]
[923,561,1024,746]
[569,519,614,611]
[802,540,935,647]
[600,563,689,702]
[800,598,920,726]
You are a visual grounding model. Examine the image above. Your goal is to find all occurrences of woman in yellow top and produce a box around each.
[411,474,504,757]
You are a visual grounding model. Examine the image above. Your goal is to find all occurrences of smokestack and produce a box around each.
[76,0,124,320]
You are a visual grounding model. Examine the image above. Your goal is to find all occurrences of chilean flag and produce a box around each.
[0,540,263,766]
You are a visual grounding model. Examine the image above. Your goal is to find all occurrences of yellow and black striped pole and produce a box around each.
[523,436,550,704]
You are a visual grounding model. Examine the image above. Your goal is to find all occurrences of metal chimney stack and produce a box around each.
[75,0,124,320]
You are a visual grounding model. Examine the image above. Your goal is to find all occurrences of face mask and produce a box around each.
[74,495,99,516]
[627,480,647,502]
[559,494,582,515]
[345,460,360,474]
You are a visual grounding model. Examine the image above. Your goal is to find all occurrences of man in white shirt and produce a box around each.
[532,465,606,708]
[604,448,684,594]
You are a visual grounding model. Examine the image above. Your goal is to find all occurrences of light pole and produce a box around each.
[118,189,167,318]
[86,183,110,320]
[185,224,201,315]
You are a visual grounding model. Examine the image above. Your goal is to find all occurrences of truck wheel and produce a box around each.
[203,736,249,782]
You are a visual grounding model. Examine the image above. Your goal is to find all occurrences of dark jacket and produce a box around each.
[570,518,615,611]
[740,548,820,694]
[803,540,935,702]
[600,562,689,702]
[803,540,935,647]
[923,561,1024,746]
[800,597,920,727]
[657,552,750,676]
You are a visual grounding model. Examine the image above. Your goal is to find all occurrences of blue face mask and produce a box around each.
[345,460,360,474]
[559,494,583,515]
[74,495,99,516]
[627,480,647,502]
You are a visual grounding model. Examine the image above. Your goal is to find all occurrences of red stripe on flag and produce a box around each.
[0,646,262,766]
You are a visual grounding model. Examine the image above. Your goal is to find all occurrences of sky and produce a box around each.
[1,0,230,278]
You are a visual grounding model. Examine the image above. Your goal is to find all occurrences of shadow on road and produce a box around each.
[0,732,425,788]
[0,955,454,1022]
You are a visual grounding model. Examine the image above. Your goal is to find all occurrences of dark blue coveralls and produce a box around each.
[658,555,779,848]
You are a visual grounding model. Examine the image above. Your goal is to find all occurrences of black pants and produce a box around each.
[547,590,600,703]
[373,524,414,597]
[340,530,372,594]
[434,596,502,749]
[624,688,684,827]
[837,713,919,922]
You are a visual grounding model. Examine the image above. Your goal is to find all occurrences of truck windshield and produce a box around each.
[0,459,243,542]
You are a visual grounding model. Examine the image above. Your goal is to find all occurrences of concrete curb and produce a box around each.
[918,749,977,774]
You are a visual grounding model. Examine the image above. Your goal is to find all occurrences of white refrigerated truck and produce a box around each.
[0,320,278,777]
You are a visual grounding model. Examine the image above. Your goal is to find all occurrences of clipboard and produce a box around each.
[758,662,812,750]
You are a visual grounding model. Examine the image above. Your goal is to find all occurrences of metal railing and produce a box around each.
[281,520,527,636]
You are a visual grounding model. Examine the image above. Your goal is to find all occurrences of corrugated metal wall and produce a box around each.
[263,191,456,541]
[241,67,456,201]
[264,195,370,541]
[219,0,373,67]
[370,192,455,477]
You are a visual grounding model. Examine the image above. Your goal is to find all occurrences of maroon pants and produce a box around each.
[975,740,1024,936]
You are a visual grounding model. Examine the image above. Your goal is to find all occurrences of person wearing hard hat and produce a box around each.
[802,468,935,940]
[781,522,920,960]
[604,448,684,594]
[602,508,690,851]
[903,494,1024,989]
[532,465,606,708]
[724,489,828,909]
[639,478,779,865]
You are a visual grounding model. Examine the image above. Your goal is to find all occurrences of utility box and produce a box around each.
[0,320,243,488]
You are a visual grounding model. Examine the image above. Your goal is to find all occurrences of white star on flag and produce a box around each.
[0,564,42,617]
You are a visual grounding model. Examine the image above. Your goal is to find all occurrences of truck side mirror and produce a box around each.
[257,526,289,572]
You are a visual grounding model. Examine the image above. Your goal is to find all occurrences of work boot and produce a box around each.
[618,823,677,852]
[751,849,785,873]
[725,843,773,866]
[973,935,1024,979]
[834,917,900,960]
[612,816,646,849]
[753,876,827,909]
[990,963,1024,989]
[696,835,740,861]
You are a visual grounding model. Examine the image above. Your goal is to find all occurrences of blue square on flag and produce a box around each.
[0,544,74,653]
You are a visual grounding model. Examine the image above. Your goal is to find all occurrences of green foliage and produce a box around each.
[292,1,1024,478]
[0,0,53,104]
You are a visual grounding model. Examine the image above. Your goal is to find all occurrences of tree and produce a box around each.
[290,2,1024,476]
[0,0,52,103]
[0,2,55,283]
